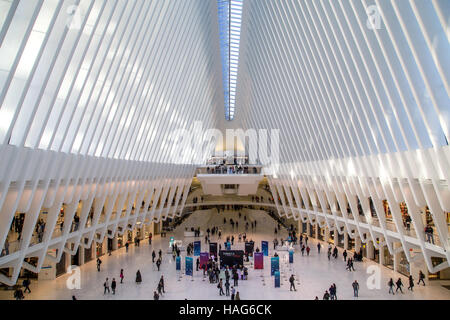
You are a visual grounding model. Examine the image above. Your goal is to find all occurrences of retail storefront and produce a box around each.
[382,247,394,270]
[84,245,93,263]
[429,258,450,280]
[337,233,344,248]
[398,251,410,276]
[317,226,324,241]
[309,224,314,238]
[96,242,104,257]
[56,250,66,277]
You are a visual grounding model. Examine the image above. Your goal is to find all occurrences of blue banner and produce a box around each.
[176,256,181,270]
[271,257,279,276]
[289,250,294,263]
[194,241,201,256]
[274,271,280,288]
[185,257,193,276]
[226,241,231,250]
[261,241,269,256]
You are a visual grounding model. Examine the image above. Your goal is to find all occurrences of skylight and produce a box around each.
[218,0,243,121]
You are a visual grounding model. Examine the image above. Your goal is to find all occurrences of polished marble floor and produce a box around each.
[1,210,449,300]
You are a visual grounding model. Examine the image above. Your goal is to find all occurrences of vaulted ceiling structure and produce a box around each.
[0,0,448,285]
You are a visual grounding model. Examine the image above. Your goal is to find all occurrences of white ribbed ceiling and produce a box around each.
[232,0,449,164]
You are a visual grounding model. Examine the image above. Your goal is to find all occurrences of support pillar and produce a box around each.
[344,228,349,250]
[306,222,311,236]
[367,240,375,260]
[379,244,385,265]
[79,245,85,265]
[355,236,361,252]
[315,223,319,239]
[112,236,118,251]
[393,242,401,274]
[325,227,330,242]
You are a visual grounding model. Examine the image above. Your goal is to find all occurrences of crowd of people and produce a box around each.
[8,207,433,300]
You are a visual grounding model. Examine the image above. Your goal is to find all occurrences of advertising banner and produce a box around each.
[199,252,209,269]
[274,270,280,287]
[254,252,264,269]
[176,256,181,270]
[245,241,254,255]
[185,257,193,276]
[209,242,218,258]
[271,257,279,276]
[194,241,201,256]
[219,250,244,268]
[261,241,269,256]
[289,250,294,263]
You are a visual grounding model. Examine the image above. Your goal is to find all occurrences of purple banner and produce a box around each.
[254,252,264,269]
[199,252,209,269]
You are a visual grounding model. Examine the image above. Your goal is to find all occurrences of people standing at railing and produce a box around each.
[425,225,434,244]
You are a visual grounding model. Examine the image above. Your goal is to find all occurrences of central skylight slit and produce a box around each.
[218,0,243,121]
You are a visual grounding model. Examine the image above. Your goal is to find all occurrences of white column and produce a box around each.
[355,236,361,252]
[79,246,85,265]
[325,227,330,242]
[367,240,374,260]
[379,244,385,265]
[112,236,118,251]
[344,229,349,250]
[393,242,401,274]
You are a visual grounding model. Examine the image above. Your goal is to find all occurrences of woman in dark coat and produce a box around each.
[136,270,142,284]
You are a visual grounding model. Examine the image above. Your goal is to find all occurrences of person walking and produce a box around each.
[152,250,156,263]
[388,278,395,295]
[231,286,235,300]
[104,278,110,294]
[301,245,305,256]
[352,280,359,297]
[156,258,161,271]
[323,290,330,300]
[149,232,152,245]
[317,242,321,253]
[196,258,200,271]
[233,270,239,287]
[235,291,240,300]
[153,291,159,300]
[14,288,24,300]
[136,270,142,284]
[329,284,336,300]
[120,269,124,283]
[218,279,225,296]
[22,277,31,293]
[417,271,426,286]
[289,274,296,291]
[306,246,310,256]
[96,258,102,272]
[333,247,338,259]
[407,275,414,291]
[225,279,230,296]
[343,250,347,262]
[158,249,162,260]
[125,242,129,253]
[395,278,403,293]
[159,275,165,293]
[111,278,117,294]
